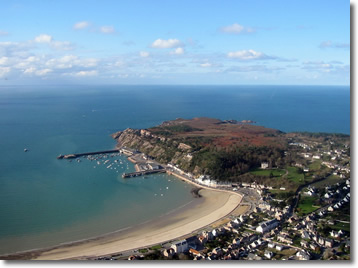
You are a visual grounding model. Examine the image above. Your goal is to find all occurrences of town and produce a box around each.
[96,132,350,261]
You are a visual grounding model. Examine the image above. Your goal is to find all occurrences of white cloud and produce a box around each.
[171,47,184,55]
[45,55,98,69]
[151,38,183,48]
[220,23,255,34]
[24,67,36,74]
[227,49,273,60]
[70,70,98,77]
[24,67,52,76]
[34,34,53,43]
[225,65,284,73]
[51,41,74,51]
[99,26,115,34]
[36,68,52,76]
[73,21,90,30]
[319,40,349,49]
[200,63,212,68]
[0,57,9,65]
[0,66,10,77]
[139,51,150,57]
[33,34,74,50]
[301,60,349,75]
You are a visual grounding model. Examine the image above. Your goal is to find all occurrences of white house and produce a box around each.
[261,162,269,169]
[264,250,274,259]
[296,250,311,260]
[256,219,279,233]
[268,242,275,248]
[171,239,189,253]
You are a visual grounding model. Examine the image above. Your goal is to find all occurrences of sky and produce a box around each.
[0,0,351,85]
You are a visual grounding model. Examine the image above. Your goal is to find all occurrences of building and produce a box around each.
[256,219,279,233]
[189,248,202,258]
[296,250,311,260]
[264,250,274,259]
[147,163,162,170]
[261,162,269,169]
[162,248,175,258]
[171,240,189,253]
[120,147,137,156]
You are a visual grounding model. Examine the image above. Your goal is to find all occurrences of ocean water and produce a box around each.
[0,85,350,255]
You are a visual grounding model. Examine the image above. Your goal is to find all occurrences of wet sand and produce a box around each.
[32,188,242,260]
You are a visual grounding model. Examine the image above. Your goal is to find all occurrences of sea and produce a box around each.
[0,85,350,255]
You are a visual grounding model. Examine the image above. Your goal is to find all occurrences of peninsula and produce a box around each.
[1,117,350,260]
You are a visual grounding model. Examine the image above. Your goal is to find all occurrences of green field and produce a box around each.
[311,174,344,189]
[329,222,350,233]
[286,167,305,184]
[309,160,322,171]
[150,245,162,250]
[296,196,320,215]
[250,168,286,177]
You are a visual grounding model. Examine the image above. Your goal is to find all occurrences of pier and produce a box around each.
[57,149,120,159]
[122,169,166,178]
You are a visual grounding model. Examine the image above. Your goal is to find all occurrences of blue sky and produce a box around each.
[0,0,350,85]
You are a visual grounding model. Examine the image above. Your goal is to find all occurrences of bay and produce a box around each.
[0,85,350,254]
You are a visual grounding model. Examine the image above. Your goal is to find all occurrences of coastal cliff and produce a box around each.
[111,117,287,178]
[111,127,193,169]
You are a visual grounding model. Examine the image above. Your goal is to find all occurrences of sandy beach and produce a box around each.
[32,188,242,260]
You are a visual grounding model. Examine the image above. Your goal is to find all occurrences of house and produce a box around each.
[324,193,332,199]
[301,230,310,239]
[128,255,139,260]
[330,230,340,238]
[171,239,189,253]
[256,219,279,233]
[276,244,285,251]
[189,248,202,258]
[264,250,274,259]
[300,240,309,248]
[250,241,259,248]
[268,242,275,248]
[232,238,241,248]
[120,147,137,156]
[325,238,334,248]
[261,162,269,169]
[201,230,213,241]
[277,235,293,244]
[309,243,319,251]
[247,253,262,261]
[211,229,218,237]
[318,237,325,246]
[304,189,315,196]
[147,163,162,170]
[212,247,223,257]
[162,248,175,258]
[296,250,310,260]
[198,235,207,245]
[239,215,247,223]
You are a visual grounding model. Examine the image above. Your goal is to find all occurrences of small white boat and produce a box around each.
[24,148,28,152]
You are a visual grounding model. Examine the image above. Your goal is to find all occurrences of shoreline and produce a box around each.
[33,188,242,260]
[1,185,242,260]
[1,152,244,260]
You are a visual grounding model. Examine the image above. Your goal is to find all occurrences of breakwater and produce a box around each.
[122,169,166,178]
[57,149,120,159]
